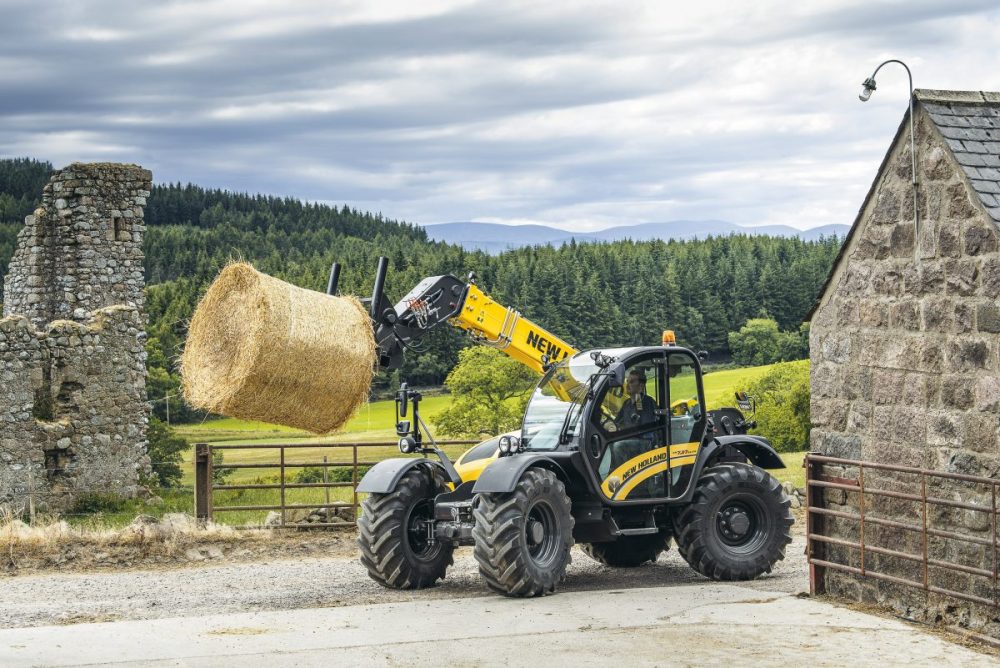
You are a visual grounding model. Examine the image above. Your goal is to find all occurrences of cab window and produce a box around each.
[595,360,661,437]
[667,353,702,445]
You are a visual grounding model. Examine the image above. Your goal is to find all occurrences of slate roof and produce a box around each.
[917,89,1000,223]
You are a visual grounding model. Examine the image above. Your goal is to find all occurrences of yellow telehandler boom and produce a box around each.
[348,257,576,376]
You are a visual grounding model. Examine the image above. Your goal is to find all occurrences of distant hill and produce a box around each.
[423,220,850,253]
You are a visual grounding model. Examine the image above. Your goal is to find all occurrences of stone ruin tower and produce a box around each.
[1,163,152,513]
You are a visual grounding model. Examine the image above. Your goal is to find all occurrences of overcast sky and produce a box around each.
[2,1,999,232]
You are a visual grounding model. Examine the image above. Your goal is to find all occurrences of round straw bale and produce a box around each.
[181,262,376,434]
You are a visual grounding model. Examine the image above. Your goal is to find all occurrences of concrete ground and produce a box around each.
[1,531,995,666]
[0,583,995,667]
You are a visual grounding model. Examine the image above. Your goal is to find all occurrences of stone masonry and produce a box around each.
[1,163,151,513]
[810,90,1000,637]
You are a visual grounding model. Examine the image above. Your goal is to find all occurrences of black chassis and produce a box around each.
[358,344,785,548]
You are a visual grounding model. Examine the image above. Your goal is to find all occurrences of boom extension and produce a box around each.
[342,256,576,373]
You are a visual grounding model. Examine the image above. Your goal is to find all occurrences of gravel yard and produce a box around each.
[0,529,808,629]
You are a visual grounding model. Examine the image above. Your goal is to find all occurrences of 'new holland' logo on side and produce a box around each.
[526,330,569,362]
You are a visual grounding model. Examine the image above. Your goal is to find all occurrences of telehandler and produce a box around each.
[338,257,793,597]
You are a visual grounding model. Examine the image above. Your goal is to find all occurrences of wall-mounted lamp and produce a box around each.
[858,59,918,256]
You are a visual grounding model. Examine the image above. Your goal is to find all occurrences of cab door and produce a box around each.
[590,354,670,502]
[664,350,708,499]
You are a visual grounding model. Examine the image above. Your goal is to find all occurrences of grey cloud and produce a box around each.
[1,1,998,231]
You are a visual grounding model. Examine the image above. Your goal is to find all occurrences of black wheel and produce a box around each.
[472,468,574,597]
[674,463,793,581]
[357,467,454,589]
[582,529,672,567]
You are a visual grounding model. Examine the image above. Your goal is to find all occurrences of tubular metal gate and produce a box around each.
[806,453,1000,608]
[194,440,476,527]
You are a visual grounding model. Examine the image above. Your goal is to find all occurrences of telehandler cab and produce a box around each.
[341,257,793,597]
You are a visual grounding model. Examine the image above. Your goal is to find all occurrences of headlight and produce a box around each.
[398,436,417,454]
[498,435,521,455]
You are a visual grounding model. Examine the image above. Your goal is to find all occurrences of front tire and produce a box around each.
[472,468,574,597]
[582,530,672,567]
[357,467,454,589]
[675,463,793,581]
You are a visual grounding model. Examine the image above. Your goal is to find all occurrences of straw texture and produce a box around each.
[181,263,377,434]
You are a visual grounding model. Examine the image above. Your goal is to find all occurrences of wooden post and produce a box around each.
[195,443,213,523]
[280,447,286,527]
[323,455,331,523]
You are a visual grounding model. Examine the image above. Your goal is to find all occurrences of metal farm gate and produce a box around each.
[805,453,1000,609]
[194,440,475,527]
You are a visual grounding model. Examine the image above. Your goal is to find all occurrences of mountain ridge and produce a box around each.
[424,220,850,253]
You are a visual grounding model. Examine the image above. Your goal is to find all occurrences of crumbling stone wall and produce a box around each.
[3,163,147,328]
[1,163,151,513]
[810,104,1000,636]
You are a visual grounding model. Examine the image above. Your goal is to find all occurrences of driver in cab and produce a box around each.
[615,369,658,432]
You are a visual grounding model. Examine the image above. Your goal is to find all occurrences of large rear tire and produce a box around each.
[675,463,793,581]
[472,468,574,597]
[582,530,672,567]
[357,467,454,589]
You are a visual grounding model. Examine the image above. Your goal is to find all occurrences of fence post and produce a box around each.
[195,443,213,523]
[992,482,997,607]
[352,444,359,522]
[921,473,929,592]
[280,447,286,527]
[323,455,331,523]
[859,463,866,576]
[806,453,826,596]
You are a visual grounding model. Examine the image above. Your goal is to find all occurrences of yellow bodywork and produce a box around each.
[454,449,495,482]
[450,284,577,375]
[446,282,580,483]
[601,442,700,500]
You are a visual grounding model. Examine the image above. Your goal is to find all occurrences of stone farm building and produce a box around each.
[809,90,1000,636]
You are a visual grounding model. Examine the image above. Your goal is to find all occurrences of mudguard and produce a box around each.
[472,454,566,494]
[355,458,447,494]
[677,435,785,503]
[707,435,785,469]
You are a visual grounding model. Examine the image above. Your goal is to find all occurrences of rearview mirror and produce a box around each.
[397,382,409,417]
[608,361,626,388]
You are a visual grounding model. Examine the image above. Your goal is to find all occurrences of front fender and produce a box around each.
[708,435,785,469]
[356,458,446,494]
[472,454,566,494]
[677,435,785,503]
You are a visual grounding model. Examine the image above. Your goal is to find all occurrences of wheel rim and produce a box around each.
[405,499,442,562]
[715,494,770,555]
[524,499,560,567]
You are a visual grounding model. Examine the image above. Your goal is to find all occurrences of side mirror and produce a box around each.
[397,382,409,417]
[735,391,755,414]
[608,361,626,387]
[697,350,709,362]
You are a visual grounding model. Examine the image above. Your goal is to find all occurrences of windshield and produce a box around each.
[522,354,600,451]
